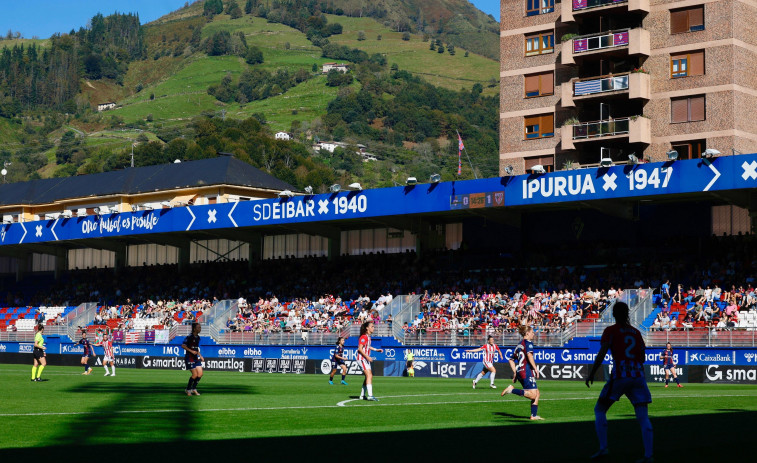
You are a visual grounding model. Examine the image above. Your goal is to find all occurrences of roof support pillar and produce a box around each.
[327,234,341,261]
[178,241,191,274]
[248,233,262,268]
[15,251,29,283]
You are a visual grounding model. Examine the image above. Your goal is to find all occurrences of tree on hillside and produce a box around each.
[204,0,223,16]
[245,0,258,14]
[402,32,410,41]
[245,46,264,64]
[227,0,243,18]
[357,31,366,41]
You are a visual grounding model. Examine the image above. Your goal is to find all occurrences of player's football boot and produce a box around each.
[472,380,476,389]
[501,385,514,396]
[490,384,497,389]
[104,372,110,376]
[530,415,544,421]
[192,390,201,396]
[185,390,192,396]
[341,380,348,385]
[664,384,668,388]
[590,448,609,460]
[366,396,379,401]
[329,380,334,385]
[677,384,683,388]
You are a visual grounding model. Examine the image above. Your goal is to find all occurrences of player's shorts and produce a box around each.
[482,361,494,370]
[663,363,675,370]
[186,359,203,370]
[331,360,345,370]
[357,357,371,372]
[33,348,45,360]
[599,376,652,406]
[516,375,538,390]
[406,360,414,368]
[81,354,89,359]
[104,355,114,363]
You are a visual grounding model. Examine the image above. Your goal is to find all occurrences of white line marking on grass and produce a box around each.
[1,394,756,418]
[337,392,479,407]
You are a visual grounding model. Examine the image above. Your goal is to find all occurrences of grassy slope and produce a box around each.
[0,365,756,463]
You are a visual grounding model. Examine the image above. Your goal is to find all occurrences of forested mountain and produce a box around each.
[0,1,499,191]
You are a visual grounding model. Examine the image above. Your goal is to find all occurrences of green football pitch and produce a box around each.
[1,365,756,462]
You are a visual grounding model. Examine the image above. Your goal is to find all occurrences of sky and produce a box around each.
[0,0,499,39]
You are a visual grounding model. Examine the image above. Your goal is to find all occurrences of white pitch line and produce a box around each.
[1,393,755,418]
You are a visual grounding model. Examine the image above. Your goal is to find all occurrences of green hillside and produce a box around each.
[0,1,500,189]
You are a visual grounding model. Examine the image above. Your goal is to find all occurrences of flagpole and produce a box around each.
[456,130,478,179]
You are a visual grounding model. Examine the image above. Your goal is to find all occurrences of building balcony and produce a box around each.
[561,116,651,150]
[561,72,650,107]
[561,28,650,65]
[562,0,650,22]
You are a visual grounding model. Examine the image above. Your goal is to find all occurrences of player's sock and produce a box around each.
[634,406,653,459]
[367,384,373,397]
[594,403,609,451]
[360,386,365,399]
[341,374,345,381]
[674,376,680,385]
[104,365,110,375]
[187,377,195,391]
[36,365,44,379]
[111,365,115,375]
[85,364,89,372]
[31,366,37,380]
[473,371,485,384]
[531,404,538,417]
[512,389,525,396]
[490,371,496,386]
[664,377,669,386]
[194,376,202,389]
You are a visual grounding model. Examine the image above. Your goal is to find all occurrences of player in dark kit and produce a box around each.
[662,342,682,388]
[501,325,543,420]
[78,331,95,375]
[182,323,204,396]
[587,302,653,463]
[329,337,348,385]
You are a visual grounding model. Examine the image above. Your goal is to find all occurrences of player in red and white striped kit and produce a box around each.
[99,333,116,377]
[357,321,383,401]
[466,336,502,389]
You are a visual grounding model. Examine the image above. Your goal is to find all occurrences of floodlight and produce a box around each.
[76,208,87,217]
[304,186,314,195]
[666,149,679,161]
[531,165,546,174]
[278,190,295,198]
[61,210,73,218]
[406,177,417,186]
[94,206,109,215]
[430,174,442,183]
[702,148,721,159]
[329,184,341,193]
[143,204,154,211]
[131,205,139,212]
[347,182,362,191]
[2,215,14,224]
[503,165,514,176]
[160,201,172,207]
[599,158,613,167]
[628,154,640,164]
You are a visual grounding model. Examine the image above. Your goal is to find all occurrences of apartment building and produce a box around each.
[499,0,757,175]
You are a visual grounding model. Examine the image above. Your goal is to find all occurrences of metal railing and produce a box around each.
[573,0,627,11]
[388,295,422,342]
[212,331,344,345]
[348,323,393,337]
[401,330,564,347]
[65,302,99,341]
[0,331,35,342]
[572,29,630,54]
[574,74,629,96]
[204,299,238,341]
[645,328,757,347]
[572,118,630,139]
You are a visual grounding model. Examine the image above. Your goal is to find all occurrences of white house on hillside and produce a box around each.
[275,132,293,141]
[97,102,116,112]
[322,63,349,73]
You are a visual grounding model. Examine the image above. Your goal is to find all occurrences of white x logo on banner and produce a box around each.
[602,173,618,192]
[35,225,43,237]
[742,161,757,181]
[318,199,329,215]
[207,209,217,223]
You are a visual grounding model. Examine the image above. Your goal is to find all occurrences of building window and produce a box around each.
[671,139,705,160]
[524,71,554,98]
[671,50,704,78]
[524,156,554,172]
[526,0,554,16]
[525,32,554,56]
[671,96,705,123]
[524,114,555,139]
[671,5,705,34]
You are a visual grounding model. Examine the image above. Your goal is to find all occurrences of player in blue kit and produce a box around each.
[662,342,682,388]
[501,325,543,420]
[78,331,95,375]
[182,323,204,396]
[328,337,348,385]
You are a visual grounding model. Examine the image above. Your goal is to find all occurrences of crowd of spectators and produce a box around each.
[89,298,214,331]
